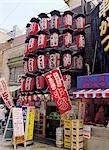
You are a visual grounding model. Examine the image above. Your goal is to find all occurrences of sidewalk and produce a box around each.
[0,142,65,150]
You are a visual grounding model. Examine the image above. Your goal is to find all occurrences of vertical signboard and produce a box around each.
[99,0,109,52]
[0,78,14,109]
[43,68,71,115]
[25,107,35,141]
[12,108,25,144]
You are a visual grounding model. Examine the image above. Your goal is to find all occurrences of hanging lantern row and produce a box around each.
[24,30,85,56]
[26,10,85,38]
[24,51,83,73]
[21,66,83,93]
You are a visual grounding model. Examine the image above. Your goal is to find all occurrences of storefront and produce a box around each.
[73,73,109,150]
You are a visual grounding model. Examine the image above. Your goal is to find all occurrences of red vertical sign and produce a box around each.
[43,68,71,114]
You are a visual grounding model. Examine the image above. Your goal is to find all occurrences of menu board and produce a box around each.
[12,108,25,144]
[25,107,35,141]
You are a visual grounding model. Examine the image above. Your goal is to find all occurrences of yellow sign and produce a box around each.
[99,0,109,52]
[26,107,35,141]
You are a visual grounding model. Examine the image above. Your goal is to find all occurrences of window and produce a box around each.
[9,66,24,83]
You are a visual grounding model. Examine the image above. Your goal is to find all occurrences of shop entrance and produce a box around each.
[46,102,60,140]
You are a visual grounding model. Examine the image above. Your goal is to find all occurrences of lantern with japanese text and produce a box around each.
[25,77,35,92]
[24,59,28,74]
[48,50,60,69]
[28,57,37,73]
[29,17,39,36]
[36,75,45,90]
[26,35,38,53]
[63,10,73,28]
[63,29,73,47]
[62,50,72,69]
[26,23,31,38]
[72,55,83,69]
[37,52,47,70]
[75,14,85,31]
[24,38,29,56]
[75,32,85,49]
[62,72,72,90]
[50,28,60,48]
[50,10,61,29]
[38,13,49,31]
[37,31,47,49]
[21,77,26,92]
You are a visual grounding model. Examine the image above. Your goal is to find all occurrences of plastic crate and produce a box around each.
[71,141,83,149]
[64,120,72,128]
[64,136,71,142]
[64,129,71,136]
[72,120,83,128]
[71,135,83,142]
[64,141,71,149]
[72,128,83,135]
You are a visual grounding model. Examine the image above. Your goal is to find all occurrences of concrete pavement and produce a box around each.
[0,142,65,150]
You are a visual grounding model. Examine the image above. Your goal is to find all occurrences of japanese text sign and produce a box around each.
[77,73,109,89]
[43,68,71,114]
[99,0,109,52]
[0,78,14,109]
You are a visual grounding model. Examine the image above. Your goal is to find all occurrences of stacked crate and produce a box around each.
[64,120,83,150]
[71,120,83,150]
[64,120,72,149]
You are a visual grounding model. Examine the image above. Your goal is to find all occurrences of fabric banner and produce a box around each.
[43,68,71,115]
[26,107,35,141]
[0,78,14,109]
[12,108,25,144]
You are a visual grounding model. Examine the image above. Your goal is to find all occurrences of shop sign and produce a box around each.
[43,68,71,115]
[0,78,14,109]
[26,107,35,141]
[77,73,109,89]
[12,108,25,144]
[99,0,109,52]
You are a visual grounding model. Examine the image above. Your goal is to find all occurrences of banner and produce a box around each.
[0,78,14,109]
[26,107,35,141]
[12,108,25,144]
[43,68,71,115]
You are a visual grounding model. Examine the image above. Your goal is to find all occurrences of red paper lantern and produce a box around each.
[25,77,35,92]
[24,60,28,74]
[38,13,49,31]
[62,51,72,69]
[26,35,37,53]
[29,17,39,36]
[75,14,85,31]
[37,31,47,49]
[37,54,47,70]
[50,28,60,48]
[63,73,72,90]
[76,32,85,49]
[21,78,26,92]
[63,29,73,47]
[36,76,45,90]
[50,10,61,29]
[72,55,83,69]
[28,57,37,73]
[48,51,60,69]
[63,11,73,28]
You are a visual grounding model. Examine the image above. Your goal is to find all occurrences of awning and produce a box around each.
[73,89,109,99]
[8,86,21,92]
